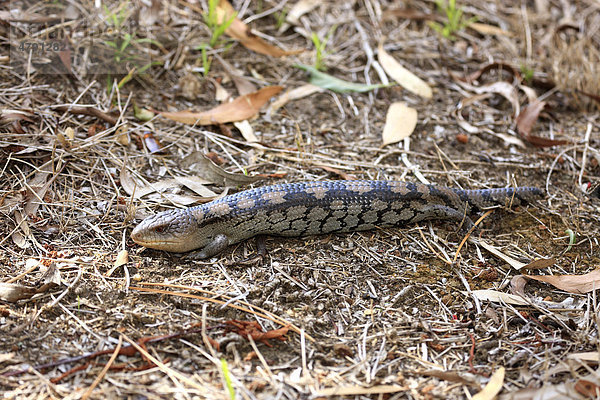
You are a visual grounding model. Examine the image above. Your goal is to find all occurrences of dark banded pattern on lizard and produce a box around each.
[131,180,543,258]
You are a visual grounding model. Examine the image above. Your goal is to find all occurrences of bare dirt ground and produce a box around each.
[1,0,600,399]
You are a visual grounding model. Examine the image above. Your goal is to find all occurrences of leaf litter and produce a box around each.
[1,0,599,399]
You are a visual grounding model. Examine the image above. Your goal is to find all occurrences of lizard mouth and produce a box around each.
[130,228,178,249]
[131,228,197,252]
[131,236,187,251]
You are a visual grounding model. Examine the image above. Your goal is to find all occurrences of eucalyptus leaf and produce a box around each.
[295,64,394,93]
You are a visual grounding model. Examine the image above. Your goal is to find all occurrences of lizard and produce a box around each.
[131,180,543,259]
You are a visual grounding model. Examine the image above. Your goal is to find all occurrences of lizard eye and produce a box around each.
[153,224,167,233]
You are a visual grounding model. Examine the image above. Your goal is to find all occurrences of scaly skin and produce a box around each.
[131,180,543,258]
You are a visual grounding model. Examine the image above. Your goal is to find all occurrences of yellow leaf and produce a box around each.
[378,42,432,98]
[382,102,417,146]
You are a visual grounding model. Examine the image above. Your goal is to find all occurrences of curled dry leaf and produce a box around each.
[472,367,505,400]
[381,102,417,146]
[224,320,288,347]
[516,99,568,147]
[476,81,520,116]
[519,85,538,103]
[494,132,526,148]
[377,43,432,98]
[159,86,283,125]
[525,269,600,294]
[217,0,303,57]
[460,62,521,84]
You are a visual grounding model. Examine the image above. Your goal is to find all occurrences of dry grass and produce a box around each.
[1,0,600,399]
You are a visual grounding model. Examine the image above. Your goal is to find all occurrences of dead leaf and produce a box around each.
[516,100,545,137]
[217,0,303,57]
[0,282,36,302]
[459,62,521,84]
[377,43,432,98]
[469,22,513,37]
[115,125,130,146]
[36,263,61,293]
[24,161,55,216]
[510,275,528,298]
[317,165,356,180]
[522,257,556,270]
[525,135,569,147]
[233,120,258,142]
[575,380,600,398]
[316,385,406,396]
[119,165,143,196]
[383,8,434,21]
[12,211,30,249]
[214,55,256,95]
[123,173,216,206]
[476,239,527,270]
[510,378,596,400]
[382,102,418,146]
[580,90,600,106]
[420,370,477,386]
[475,81,520,116]
[285,0,319,26]
[469,290,529,305]
[270,84,324,111]
[0,353,15,364]
[214,80,231,102]
[516,100,568,147]
[519,85,538,103]
[159,86,283,125]
[114,250,128,267]
[57,36,72,74]
[472,367,505,400]
[525,269,600,294]
[224,320,288,346]
[567,352,600,362]
[173,176,218,198]
[0,109,35,126]
[181,152,262,187]
[494,132,526,148]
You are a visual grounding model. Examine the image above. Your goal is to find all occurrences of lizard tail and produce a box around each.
[453,186,544,210]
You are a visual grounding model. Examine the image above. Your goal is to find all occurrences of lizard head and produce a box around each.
[131,208,211,253]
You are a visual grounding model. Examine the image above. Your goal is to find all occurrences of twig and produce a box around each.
[52,105,117,125]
